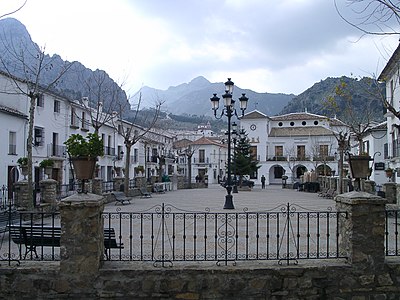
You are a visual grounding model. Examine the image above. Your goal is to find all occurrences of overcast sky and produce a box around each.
[1,0,399,96]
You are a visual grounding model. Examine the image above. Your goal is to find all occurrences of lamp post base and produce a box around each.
[232,185,238,193]
[223,194,235,209]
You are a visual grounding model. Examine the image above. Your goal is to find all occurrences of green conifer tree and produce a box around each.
[232,130,260,186]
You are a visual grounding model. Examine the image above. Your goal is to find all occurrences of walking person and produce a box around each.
[261,175,266,189]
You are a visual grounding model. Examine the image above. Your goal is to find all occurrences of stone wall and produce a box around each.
[1,191,400,299]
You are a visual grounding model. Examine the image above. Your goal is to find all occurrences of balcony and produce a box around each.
[8,144,17,155]
[266,155,287,161]
[104,146,115,156]
[47,144,66,157]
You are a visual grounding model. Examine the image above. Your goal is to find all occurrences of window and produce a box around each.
[8,131,16,154]
[34,127,44,146]
[36,94,44,107]
[297,145,305,160]
[390,79,394,106]
[70,107,78,127]
[275,145,283,157]
[278,122,283,127]
[363,141,370,155]
[133,148,138,163]
[51,132,60,156]
[319,145,329,157]
[250,146,257,160]
[290,122,295,126]
[199,149,205,163]
[81,112,88,130]
[54,100,60,113]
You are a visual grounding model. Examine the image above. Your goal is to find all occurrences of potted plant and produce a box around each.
[64,133,104,180]
[17,157,29,177]
[346,153,372,179]
[39,159,54,177]
[134,165,145,176]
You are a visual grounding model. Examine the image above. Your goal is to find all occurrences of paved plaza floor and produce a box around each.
[104,183,336,213]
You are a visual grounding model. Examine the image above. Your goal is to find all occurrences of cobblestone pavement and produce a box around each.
[104,183,336,213]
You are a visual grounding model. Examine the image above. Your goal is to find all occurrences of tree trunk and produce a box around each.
[27,94,35,210]
[124,143,132,195]
[187,154,192,189]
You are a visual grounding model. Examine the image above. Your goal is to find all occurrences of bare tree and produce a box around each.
[0,35,73,208]
[76,71,130,134]
[335,1,400,123]
[309,138,336,175]
[324,78,379,154]
[174,142,198,189]
[335,0,400,36]
[0,0,27,19]
[285,145,301,183]
[114,92,163,195]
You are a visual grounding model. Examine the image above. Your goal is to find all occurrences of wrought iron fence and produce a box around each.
[0,185,13,210]
[0,210,61,264]
[0,202,398,266]
[102,181,114,193]
[56,182,79,200]
[103,203,348,266]
[385,209,400,256]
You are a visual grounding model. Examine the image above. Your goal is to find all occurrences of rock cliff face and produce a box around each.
[280,76,385,123]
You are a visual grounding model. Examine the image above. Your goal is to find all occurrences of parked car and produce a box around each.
[220,177,255,188]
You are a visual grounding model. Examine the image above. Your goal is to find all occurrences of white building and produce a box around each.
[240,110,347,185]
[0,70,177,194]
[378,43,400,183]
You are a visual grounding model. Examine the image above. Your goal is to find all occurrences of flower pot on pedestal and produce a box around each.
[70,157,97,180]
[347,154,372,179]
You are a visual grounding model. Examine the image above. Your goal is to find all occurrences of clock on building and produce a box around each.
[250,124,256,131]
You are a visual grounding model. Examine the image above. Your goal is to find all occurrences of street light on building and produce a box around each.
[210,78,249,209]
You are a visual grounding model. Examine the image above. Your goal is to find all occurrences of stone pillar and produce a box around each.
[59,193,104,277]
[172,174,178,191]
[13,180,33,210]
[92,178,103,195]
[364,180,376,195]
[342,178,350,193]
[39,179,57,211]
[383,182,396,204]
[135,176,146,188]
[113,177,124,192]
[177,175,185,189]
[335,191,387,272]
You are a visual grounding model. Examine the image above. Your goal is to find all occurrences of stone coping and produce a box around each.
[59,193,104,206]
[335,191,388,205]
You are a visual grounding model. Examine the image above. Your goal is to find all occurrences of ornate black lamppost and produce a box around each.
[231,122,238,193]
[210,78,248,209]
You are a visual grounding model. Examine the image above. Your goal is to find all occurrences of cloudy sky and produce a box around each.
[1,0,399,96]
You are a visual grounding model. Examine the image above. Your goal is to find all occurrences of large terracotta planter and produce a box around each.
[347,155,372,179]
[70,157,97,180]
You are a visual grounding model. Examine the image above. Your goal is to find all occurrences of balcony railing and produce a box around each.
[104,146,115,156]
[47,144,66,157]
[266,155,287,161]
[8,144,16,155]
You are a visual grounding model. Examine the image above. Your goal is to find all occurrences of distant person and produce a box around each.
[261,175,266,189]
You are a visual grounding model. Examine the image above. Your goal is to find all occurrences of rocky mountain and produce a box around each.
[0,18,129,115]
[141,76,295,117]
[280,76,386,123]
